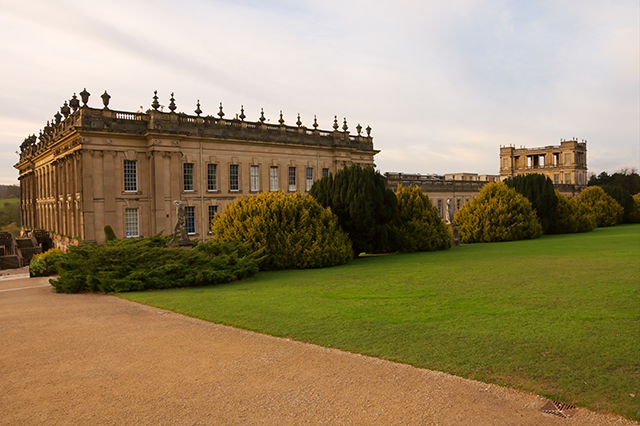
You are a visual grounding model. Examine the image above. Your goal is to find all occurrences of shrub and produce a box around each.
[577,186,623,227]
[504,174,558,234]
[453,182,543,243]
[601,184,635,223]
[388,185,451,252]
[49,234,261,293]
[29,248,64,277]
[211,191,352,270]
[552,191,596,234]
[629,194,640,223]
[310,164,397,256]
[104,225,117,241]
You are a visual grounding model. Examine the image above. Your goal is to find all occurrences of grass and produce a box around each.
[119,224,640,421]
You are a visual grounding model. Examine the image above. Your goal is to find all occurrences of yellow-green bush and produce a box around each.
[553,191,596,233]
[577,186,623,227]
[388,185,451,252]
[454,182,542,243]
[211,191,352,270]
[29,248,64,277]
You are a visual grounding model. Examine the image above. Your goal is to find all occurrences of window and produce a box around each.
[564,153,571,165]
[527,157,532,169]
[553,153,559,167]
[288,167,296,192]
[270,166,279,191]
[183,163,194,191]
[208,205,218,233]
[305,167,313,191]
[554,174,559,184]
[565,173,571,184]
[207,164,218,191]
[185,206,195,234]
[229,164,239,191]
[322,168,329,178]
[502,158,508,169]
[125,208,139,237]
[124,160,137,192]
[437,199,442,217]
[250,165,260,192]
[456,198,461,211]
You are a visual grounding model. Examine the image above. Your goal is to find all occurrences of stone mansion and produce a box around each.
[15,90,376,244]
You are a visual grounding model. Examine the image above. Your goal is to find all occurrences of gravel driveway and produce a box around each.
[1,275,636,426]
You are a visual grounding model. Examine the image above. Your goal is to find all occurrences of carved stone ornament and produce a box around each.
[103,138,113,145]
[153,139,163,145]
[171,140,180,146]
[80,137,92,144]
[168,200,193,247]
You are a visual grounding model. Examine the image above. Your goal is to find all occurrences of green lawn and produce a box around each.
[119,224,640,421]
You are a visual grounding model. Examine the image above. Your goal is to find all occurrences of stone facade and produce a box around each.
[499,139,588,195]
[15,90,377,245]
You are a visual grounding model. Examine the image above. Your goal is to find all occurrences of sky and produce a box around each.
[0,0,638,185]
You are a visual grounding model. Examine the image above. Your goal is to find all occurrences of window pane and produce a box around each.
[230,164,239,191]
[183,163,194,191]
[250,165,260,192]
[185,206,195,234]
[437,200,442,216]
[305,167,313,191]
[125,208,139,237]
[207,164,217,191]
[288,167,296,192]
[270,166,278,191]
[322,168,329,178]
[124,160,137,192]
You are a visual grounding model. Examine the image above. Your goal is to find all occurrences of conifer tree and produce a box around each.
[504,174,558,234]
[310,164,397,256]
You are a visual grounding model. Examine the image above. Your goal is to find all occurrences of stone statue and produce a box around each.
[168,200,192,246]
[445,198,454,224]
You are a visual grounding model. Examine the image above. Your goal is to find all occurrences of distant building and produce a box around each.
[444,173,500,182]
[15,89,377,246]
[499,139,588,194]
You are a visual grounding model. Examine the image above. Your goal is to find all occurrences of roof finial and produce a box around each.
[168,93,177,113]
[79,88,90,106]
[218,102,225,118]
[366,125,372,137]
[101,91,111,109]
[342,118,348,132]
[278,110,285,125]
[239,105,246,121]
[69,93,80,112]
[356,123,362,136]
[60,101,71,119]
[54,111,62,125]
[259,108,266,122]
[313,115,318,129]
[151,90,160,110]
[333,116,339,131]
[194,100,202,116]
[296,113,302,127]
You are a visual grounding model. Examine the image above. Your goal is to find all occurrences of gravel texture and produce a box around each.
[1,275,637,426]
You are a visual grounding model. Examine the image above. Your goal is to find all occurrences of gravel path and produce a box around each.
[1,275,636,426]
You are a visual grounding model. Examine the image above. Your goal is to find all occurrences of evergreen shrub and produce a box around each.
[50,234,261,293]
[577,186,623,227]
[29,248,64,277]
[552,191,596,234]
[504,174,558,233]
[453,182,543,243]
[104,225,117,241]
[388,185,451,252]
[309,164,397,256]
[211,191,352,270]
[629,194,640,224]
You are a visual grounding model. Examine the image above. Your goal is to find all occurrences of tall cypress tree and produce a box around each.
[310,164,397,256]
[504,174,558,234]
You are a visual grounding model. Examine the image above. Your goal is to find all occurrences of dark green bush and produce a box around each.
[601,184,635,223]
[104,225,117,241]
[577,186,623,227]
[629,194,640,223]
[552,191,596,234]
[504,174,558,234]
[211,191,352,270]
[49,234,261,293]
[29,248,64,277]
[310,164,397,256]
[454,182,542,243]
[388,185,451,252]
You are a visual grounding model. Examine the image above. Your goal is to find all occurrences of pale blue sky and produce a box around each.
[1,0,638,184]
